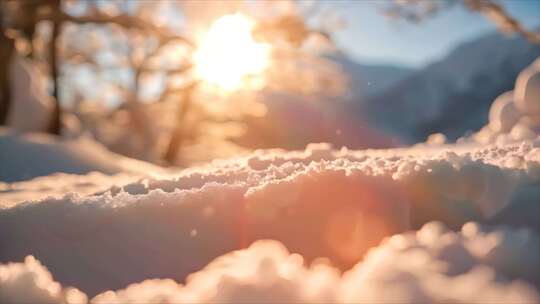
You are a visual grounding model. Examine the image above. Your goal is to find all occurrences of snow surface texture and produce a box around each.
[0,172,139,209]
[1,222,538,303]
[1,141,540,301]
[0,129,164,182]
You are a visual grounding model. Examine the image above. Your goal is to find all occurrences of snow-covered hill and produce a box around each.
[361,31,540,142]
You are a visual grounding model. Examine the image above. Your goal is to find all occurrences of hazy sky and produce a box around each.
[331,0,540,68]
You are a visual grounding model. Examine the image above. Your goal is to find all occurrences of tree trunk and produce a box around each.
[47,0,62,135]
[0,12,14,125]
[164,82,197,164]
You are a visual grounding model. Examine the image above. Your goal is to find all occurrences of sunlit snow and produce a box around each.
[2,50,540,304]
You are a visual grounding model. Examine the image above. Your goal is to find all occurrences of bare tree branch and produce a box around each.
[383,0,540,45]
[464,0,540,45]
[36,10,195,48]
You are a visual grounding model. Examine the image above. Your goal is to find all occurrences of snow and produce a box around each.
[0,172,139,209]
[0,129,164,182]
[364,32,540,142]
[1,139,540,301]
[340,221,540,303]
[438,57,540,146]
[2,51,540,304]
[0,256,87,304]
[2,222,538,303]
[515,57,540,115]
[488,91,520,133]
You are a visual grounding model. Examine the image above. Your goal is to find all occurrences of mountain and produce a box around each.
[235,54,413,150]
[358,30,540,142]
[326,53,415,98]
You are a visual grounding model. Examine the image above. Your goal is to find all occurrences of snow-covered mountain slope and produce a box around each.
[360,31,540,142]
[0,129,164,182]
[327,53,414,98]
[1,140,540,300]
[235,54,412,151]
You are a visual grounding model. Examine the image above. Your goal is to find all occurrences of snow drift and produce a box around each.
[2,222,538,303]
[1,140,540,300]
[0,129,163,182]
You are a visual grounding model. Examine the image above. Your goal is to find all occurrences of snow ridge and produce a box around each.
[1,141,540,299]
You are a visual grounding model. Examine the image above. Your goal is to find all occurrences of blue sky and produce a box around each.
[331,0,540,68]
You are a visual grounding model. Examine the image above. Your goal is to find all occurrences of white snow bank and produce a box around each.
[2,222,538,303]
[0,256,87,304]
[515,57,540,116]
[0,172,139,209]
[448,57,540,145]
[0,129,164,182]
[1,141,540,297]
[340,221,540,303]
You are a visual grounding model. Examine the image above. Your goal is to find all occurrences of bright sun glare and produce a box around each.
[194,13,270,91]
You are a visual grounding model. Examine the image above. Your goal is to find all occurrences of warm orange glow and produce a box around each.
[194,13,270,91]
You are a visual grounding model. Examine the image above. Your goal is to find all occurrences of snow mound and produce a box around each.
[451,57,540,145]
[2,140,540,297]
[0,129,164,182]
[2,222,538,303]
[0,256,87,304]
[488,91,520,133]
[515,57,540,115]
[341,221,540,303]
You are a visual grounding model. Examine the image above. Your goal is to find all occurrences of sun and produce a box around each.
[194,13,270,91]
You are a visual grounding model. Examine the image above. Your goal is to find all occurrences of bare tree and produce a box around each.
[0,0,342,165]
[0,0,194,135]
[383,0,540,45]
[0,0,65,133]
[464,0,540,44]
[164,81,197,163]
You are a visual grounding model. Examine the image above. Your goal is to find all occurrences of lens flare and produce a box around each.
[194,13,270,91]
